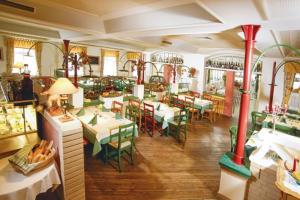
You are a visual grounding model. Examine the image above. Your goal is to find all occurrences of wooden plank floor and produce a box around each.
[84,116,234,200]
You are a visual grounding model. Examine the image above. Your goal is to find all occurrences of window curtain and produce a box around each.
[126,52,141,60]
[4,37,14,73]
[35,43,43,75]
[101,49,119,76]
[5,38,43,75]
[282,62,300,105]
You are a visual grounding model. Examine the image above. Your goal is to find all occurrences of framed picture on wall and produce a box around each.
[88,56,99,65]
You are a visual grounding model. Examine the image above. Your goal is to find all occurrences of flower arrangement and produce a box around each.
[189,67,196,77]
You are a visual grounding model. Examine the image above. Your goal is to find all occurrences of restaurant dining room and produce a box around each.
[0,0,300,200]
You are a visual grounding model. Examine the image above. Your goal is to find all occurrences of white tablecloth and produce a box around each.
[178,95,212,110]
[0,156,61,200]
[100,95,124,109]
[143,100,180,128]
[73,107,134,142]
[247,128,300,166]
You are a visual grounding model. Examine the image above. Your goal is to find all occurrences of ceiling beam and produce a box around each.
[0,20,60,39]
[100,0,194,20]
[195,0,226,24]
[0,2,105,34]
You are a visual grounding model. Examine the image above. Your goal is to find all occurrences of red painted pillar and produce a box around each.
[74,53,78,88]
[268,61,276,113]
[233,25,260,165]
[63,40,70,78]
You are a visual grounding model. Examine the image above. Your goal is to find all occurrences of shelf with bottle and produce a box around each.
[205,58,263,73]
[150,51,184,65]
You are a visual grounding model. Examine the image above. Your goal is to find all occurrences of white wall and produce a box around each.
[41,43,59,76]
[86,47,101,76]
[182,53,206,93]
[257,57,284,111]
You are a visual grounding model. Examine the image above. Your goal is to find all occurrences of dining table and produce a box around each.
[262,114,300,133]
[0,156,61,200]
[177,95,212,114]
[71,106,138,156]
[143,100,181,129]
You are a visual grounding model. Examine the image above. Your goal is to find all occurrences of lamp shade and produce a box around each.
[13,62,24,69]
[48,78,78,95]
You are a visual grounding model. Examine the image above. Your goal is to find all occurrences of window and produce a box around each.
[13,48,38,76]
[103,56,117,76]
[293,73,300,90]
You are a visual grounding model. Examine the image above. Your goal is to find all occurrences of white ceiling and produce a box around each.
[0,0,300,57]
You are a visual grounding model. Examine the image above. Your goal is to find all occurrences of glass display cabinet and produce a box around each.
[0,101,37,140]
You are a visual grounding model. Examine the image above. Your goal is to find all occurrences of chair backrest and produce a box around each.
[113,123,136,149]
[144,103,155,119]
[169,94,178,106]
[217,99,225,113]
[202,94,212,100]
[125,105,139,122]
[229,126,237,152]
[129,98,141,109]
[212,99,219,112]
[178,109,189,126]
[112,101,123,114]
[251,111,267,128]
[161,95,170,105]
[184,96,195,108]
[192,91,201,98]
[174,97,185,109]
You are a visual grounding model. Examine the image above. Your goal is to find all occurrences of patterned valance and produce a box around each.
[102,49,119,57]
[126,52,142,60]
[14,38,35,49]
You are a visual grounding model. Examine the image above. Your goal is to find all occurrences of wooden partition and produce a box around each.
[38,111,85,200]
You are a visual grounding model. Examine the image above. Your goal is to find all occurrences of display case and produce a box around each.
[0,101,37,140]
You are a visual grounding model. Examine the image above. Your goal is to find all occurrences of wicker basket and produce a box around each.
[9,144,56,175]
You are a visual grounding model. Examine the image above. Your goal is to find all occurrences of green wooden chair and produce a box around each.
[169,94,178,107]
[251,111,267,131]
[167,109,189,143]
[229,126,238,153]
[105,123,136,172]
[229,126,256,157]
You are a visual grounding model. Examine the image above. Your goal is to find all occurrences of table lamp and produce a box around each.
[13,62,24,74]
[48,78,78,121]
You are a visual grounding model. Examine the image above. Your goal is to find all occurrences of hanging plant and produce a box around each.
[189,67,197,77]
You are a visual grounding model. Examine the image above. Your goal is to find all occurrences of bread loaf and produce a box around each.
[27,140,55,164]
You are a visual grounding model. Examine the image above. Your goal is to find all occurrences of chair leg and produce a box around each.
[130,146,134,165]
[105,145,108,164]
[118,151,122,172]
